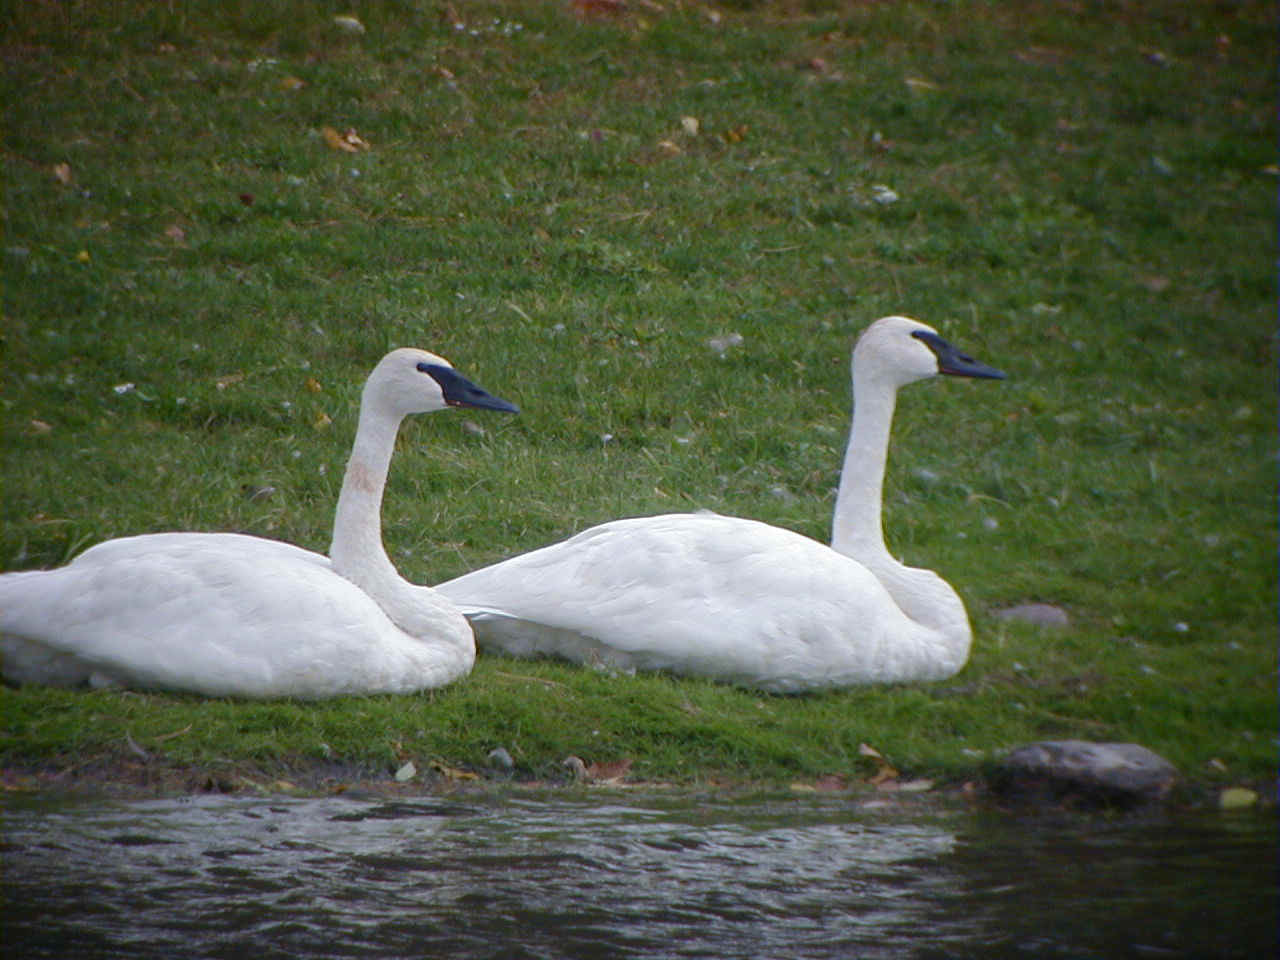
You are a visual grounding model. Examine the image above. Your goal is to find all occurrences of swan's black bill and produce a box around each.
[911,330,1006,380]
[420,363,520,413]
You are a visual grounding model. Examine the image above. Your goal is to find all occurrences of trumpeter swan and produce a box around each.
[0,349,517,698]
[438,316,1003,692]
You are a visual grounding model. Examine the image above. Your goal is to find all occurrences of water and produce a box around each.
[1,791,1273,959]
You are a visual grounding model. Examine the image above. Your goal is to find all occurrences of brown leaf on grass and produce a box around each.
[721,124,748,144]
[1015,46,1067,66]
[163,223,186,243]
[441,3,464,28]
[814,773,849,792]
[28,419,53,435]
[52,162,73,184]
[215,373,245,390]
[586,757,633,783]
[322,126,371,153]
[858,742,899,785]
[312,411,332,430]
[569,0,629,19]
[430,760,480,781]
[279,75,306,92]
[304,376,323,393]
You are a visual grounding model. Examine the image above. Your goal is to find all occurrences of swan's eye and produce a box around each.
[416,362,431,374]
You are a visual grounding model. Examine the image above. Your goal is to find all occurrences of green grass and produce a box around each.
[1,0,1274,794]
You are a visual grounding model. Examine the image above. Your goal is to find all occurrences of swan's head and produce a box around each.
[854,316,1005,389]
[365,348,519,418]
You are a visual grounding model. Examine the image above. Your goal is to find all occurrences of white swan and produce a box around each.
[0,349,517,699]
[438,316,1004,692]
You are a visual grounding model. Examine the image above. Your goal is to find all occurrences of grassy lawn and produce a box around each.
[1,0,1273,795]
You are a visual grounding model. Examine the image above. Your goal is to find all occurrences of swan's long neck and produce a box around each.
[330,403,402,590]
[830,368,972,675]
[328,398,475,683]
[830,373,897,559]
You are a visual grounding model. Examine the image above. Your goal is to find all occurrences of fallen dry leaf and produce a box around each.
[441,3,464,28]
[680,115,699,136]
[75,249,90,263]
[430,760,480,781]
[52,163,73,185]
[305,376,323,393]
[586,757,633,783]
[322,126,371,153]
[721,124,749,144]
[163,223,186,242]
[1015,46,1067,66]
[279,75,306,92]
[215,373,245,390]
[859,742,900,785]
[28,419,53,434]
[1219,787,1258,810]
[312,411,333,430]
[570,0,629,20]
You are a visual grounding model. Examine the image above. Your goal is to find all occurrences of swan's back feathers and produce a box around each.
[0,533,473,698]
[440,512,963,692]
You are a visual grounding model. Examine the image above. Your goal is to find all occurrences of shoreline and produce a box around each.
[2,751,1267,817]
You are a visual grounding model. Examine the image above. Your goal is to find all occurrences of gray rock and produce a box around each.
[994,603,1070,628]
[993,740,1179,807]
[486,747,514,771]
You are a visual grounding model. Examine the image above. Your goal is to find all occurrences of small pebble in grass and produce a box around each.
[462,420,486,438]
[487,747,514,771]
[242,484,276,503]
[333,15,366,35]
[870,184,899,205]
[1174,622,1189,633]
[707,332,743,357]
[982,516,999,531]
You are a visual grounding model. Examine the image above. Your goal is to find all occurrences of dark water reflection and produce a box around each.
[1,791,1273,959]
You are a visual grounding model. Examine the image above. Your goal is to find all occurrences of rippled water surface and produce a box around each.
[1,791,1273,958]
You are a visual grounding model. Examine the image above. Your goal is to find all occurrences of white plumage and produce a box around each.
[0,349,517,698]
[438,316,1004,692]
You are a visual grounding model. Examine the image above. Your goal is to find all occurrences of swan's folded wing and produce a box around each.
[438,512,899,688]
[0,533,406,697]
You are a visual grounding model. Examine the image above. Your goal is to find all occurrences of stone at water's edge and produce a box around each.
[991,740,1179,807]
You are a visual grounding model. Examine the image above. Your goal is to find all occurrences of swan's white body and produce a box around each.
[0,349,517,699]
[439,316,1003,693]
